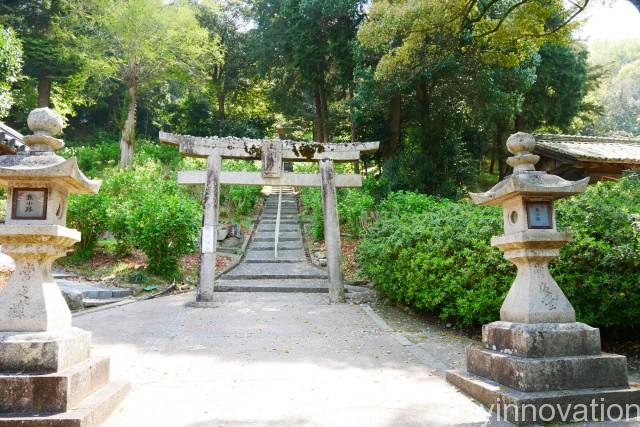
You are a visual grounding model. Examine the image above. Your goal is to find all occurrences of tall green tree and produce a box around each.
[195,1,253,121]
[251,0,364,142]
[97,0,210,167]
[0,25,22,118]
[356,0,590,194]
[519,43,592,133]
[597,59,640,135]
[0,0,89,109]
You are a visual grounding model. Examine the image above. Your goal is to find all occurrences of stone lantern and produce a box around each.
[447,133,640,424]
[0,108,129,425]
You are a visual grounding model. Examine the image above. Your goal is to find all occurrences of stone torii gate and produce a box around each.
[160,132,379,303]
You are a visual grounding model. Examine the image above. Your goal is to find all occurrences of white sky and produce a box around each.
[578,0,640,41]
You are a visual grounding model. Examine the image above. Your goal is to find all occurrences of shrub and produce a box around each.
[220,160,262,218]
[67,191,111,258]
[357,178,640,331]
[299,179,378,240]
[67,153,202,277]
[356,192,512,327]
[553,177,640,330]
[130,192,201,278]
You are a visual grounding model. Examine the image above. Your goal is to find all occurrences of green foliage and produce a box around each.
[66,143,202,278]
[300,188,324,239]
[357,180,640,331]
[595,59,640,136]
[521,43,593,132]
[129,191,201,278]
[356,192,511,327]
[220,160,262,218]
[63,140,264,278]
[0,25,22,118]
[553,177,640,330]
[300,179,377,240]
[67,191,111,258]
[251,0,364,140]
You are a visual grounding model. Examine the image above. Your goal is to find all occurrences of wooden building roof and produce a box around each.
[535,134,640,164]
[533,134,640,182]
[0,122,27,154]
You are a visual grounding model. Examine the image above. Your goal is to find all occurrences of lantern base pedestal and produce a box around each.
[446,369,640,425]
[447,321,640,424]
[0,327,91,373]
[0,327,129,427]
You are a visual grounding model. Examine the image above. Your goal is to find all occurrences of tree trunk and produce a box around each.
[489,125,503,174]
[514,114,525,133]
[217,92,225,120]
[314,86,329,143]
[37,71,51,108]
[314,88,324,143]
[119,84,137,168]
[320,88,329,143]
[383,94,401,160]
[348,88,359,173]
[415,82,433,157]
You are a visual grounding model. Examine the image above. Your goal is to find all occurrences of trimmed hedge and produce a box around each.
[356,178,640,330]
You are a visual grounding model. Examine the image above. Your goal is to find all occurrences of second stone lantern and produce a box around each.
[447,133,640,424]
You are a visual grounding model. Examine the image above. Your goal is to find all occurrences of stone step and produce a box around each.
[57,280,132,299]
[0,356,110,414]
[0,380,131,427]
[253,237,300,242]
[262,210,298,214]
[222,262,327,280]
[257,226,301,233]
[254,231,301,240]
[245,249,306,262]
[258,219,300,225]
[215,279,328,293]
[260,217,298,222]
[250,245,304,251]
[245,259,306,264]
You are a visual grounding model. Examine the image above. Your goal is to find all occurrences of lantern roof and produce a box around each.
[0,108,100,194]
[469,133,589,206]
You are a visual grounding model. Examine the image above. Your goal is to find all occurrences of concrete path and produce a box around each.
[217,189,329,292]
[74,292,501,427]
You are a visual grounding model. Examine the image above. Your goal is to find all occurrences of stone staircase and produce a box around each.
[216,188,329,292]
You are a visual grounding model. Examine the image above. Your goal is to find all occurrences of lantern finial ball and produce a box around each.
[27,108,64,137]
[506,132,536,156]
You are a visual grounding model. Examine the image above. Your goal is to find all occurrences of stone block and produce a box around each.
[467,348,628,392]
[0,356,109,413]
[0,328,91,373]
[483,321,601,358]
[0,380,130,427]
[447,369,640,425]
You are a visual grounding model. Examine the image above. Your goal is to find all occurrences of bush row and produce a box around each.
[68,160,202,278]
[66,141,263,278]
[356,178,640,331]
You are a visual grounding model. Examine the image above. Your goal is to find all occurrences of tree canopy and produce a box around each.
[1,0,633,196]
[0,25,22,118]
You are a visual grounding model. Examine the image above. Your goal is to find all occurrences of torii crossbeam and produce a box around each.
[160,131,379,303]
